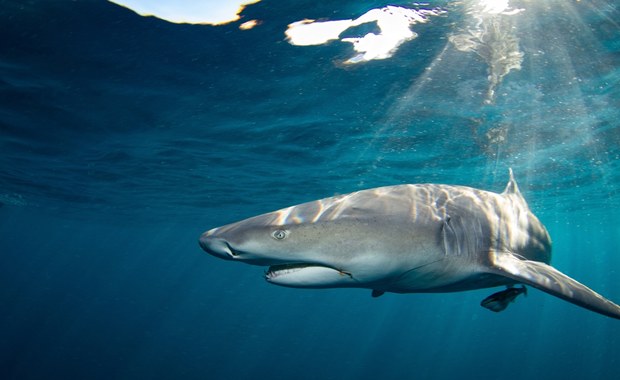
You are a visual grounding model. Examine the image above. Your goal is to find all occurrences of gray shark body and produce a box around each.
[199,170,620,319]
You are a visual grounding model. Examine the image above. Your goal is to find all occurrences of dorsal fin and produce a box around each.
[502,168,520,195]
[501,169,532,214]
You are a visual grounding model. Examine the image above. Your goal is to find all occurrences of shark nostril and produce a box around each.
[198,236,210,251]
[198,235,237,260]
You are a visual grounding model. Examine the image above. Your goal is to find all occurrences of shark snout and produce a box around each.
[199,231,235,260]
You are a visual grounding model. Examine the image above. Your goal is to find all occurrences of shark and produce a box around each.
[199,169,620,319]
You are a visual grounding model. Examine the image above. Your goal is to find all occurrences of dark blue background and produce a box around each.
[1,1,619,379]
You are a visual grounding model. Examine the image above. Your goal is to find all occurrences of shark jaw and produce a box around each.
[265,263,355,288]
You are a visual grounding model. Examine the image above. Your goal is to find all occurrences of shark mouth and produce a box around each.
[265,264,354,288]
[265,263,324,279]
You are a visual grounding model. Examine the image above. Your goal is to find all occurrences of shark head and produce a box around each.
[199,190,446,290]
[199,211,362,288]
[200,210,373,288]
[199,213,328,267]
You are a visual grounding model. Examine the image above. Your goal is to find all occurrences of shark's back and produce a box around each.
[313,173,551,266]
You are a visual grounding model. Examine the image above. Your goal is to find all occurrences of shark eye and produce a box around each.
[272,229,288,240]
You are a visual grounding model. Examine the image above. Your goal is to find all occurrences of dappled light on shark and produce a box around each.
[199,170,620,320]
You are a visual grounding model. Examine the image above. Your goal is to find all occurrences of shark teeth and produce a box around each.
[265,263,317,280]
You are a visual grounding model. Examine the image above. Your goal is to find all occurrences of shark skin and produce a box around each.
[199,170,620,319]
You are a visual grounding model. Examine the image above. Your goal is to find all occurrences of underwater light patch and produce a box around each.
[108,0,261,25]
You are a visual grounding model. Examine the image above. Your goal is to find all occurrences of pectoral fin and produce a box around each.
[489,252,620,319]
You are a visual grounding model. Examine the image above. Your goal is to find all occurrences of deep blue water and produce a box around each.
[1,1,620,379]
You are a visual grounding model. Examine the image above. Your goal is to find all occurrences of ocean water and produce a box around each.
[1,1,620,379]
